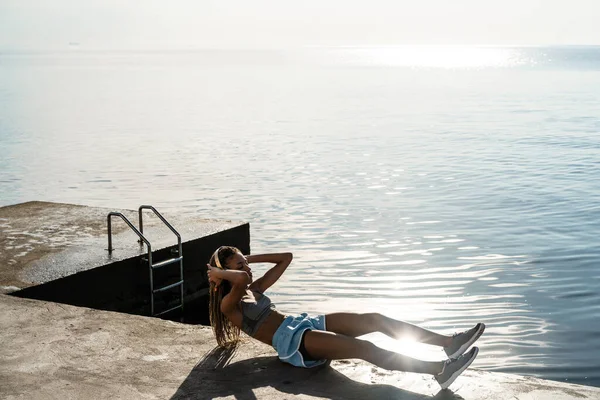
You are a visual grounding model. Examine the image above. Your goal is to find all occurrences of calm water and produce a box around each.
[1,46,600,386]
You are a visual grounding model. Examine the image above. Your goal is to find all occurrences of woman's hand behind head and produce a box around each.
[207,264,223,288]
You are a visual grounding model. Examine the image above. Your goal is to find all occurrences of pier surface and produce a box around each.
[1,294,599,400]
[0,201,246,290]
[0,201,249,321]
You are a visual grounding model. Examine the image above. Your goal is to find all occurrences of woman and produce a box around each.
[206,246,485,390]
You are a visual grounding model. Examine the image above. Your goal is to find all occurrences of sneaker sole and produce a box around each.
[447,323,485,359]
[439,347,478,390]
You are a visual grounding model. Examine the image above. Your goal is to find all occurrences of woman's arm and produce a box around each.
[207,265,250,287]
[207,265,250,315]
[247,252,293,293]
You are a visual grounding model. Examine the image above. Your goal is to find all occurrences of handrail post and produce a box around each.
[107,214,113,252]
[138,209,144,239]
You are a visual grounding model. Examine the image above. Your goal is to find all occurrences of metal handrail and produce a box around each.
[107,212,152,256]
[138,205,184,317]
[138,205,182,255]
[107,212,156,316]
[107,207,184,318]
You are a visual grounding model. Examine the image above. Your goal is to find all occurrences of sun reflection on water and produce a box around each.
[337,46,532,69]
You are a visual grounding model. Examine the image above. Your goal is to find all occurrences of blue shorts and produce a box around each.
[272,313,328,368]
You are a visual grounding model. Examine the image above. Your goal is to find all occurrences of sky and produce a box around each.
[1,0,599,51]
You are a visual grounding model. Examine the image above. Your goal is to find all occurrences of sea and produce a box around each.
[1,45,600,386]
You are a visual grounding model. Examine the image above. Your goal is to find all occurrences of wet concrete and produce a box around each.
[0,201,249,321]
[1,294,599,400]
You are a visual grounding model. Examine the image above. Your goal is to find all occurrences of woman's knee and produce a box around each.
[366,312,385,326]
[354,339,383,361]
[348,313,384,336]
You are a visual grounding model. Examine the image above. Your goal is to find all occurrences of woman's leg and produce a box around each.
[302,329,444,375]
[325,312,452,347]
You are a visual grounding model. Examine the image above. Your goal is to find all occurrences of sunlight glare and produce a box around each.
[367,333,443,362]
[343,46,529,69]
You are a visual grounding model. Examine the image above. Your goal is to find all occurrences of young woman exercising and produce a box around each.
[206,246,485,389]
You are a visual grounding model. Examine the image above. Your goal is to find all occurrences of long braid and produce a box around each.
[208,246,241,348]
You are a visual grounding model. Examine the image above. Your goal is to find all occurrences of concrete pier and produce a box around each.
[0,201,249,323]
[1,294,599,400]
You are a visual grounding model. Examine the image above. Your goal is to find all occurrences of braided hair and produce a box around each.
[208,246,242,348]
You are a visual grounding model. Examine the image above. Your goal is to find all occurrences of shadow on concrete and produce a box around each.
[171,347,465,400]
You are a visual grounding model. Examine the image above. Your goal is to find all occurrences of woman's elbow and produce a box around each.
[235,271,251,286]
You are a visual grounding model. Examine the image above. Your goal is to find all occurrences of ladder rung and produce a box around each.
[153,280,183,293]
[155,303,183,317]
[151,256,183,269]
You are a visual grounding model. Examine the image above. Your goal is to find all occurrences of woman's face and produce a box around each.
[225,251,252,281]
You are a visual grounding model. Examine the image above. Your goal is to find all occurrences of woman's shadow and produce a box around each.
[171,346,465,400]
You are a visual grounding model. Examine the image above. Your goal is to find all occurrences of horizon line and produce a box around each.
[1,43,600,54]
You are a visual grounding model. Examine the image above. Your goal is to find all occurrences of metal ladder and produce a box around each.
[107,205,184,317]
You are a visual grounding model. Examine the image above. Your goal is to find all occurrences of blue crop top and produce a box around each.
[240,291,276,336]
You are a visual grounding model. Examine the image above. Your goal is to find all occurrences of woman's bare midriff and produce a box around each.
[251,309,286,346]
